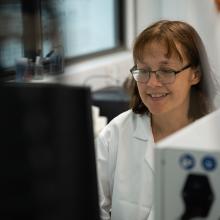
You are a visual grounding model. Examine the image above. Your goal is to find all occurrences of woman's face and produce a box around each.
[137,42,200,117]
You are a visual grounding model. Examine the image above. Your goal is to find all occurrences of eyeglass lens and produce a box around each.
[133,70,175,84]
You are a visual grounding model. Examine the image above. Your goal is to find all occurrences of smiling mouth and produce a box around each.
[147,93,169,98]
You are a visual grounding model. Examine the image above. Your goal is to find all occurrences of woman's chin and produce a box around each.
[148,106,166,115]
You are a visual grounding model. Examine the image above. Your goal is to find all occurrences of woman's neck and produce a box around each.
[151,113,193,142]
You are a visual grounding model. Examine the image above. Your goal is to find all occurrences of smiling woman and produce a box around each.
[130,20,217,120]
[134,40,201,141]
[95,20,218,220]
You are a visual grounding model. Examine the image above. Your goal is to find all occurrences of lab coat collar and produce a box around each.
[133,113,155,170]
[133,113,152,141]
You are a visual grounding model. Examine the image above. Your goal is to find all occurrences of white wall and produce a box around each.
[161,0,220,85]
[136,0,161,34]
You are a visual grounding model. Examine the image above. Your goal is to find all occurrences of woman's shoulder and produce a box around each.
[110,109,134,123]
[99,109,150,137]
[108,109,137,127]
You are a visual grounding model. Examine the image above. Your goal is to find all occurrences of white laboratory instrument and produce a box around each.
[154,108,220,220]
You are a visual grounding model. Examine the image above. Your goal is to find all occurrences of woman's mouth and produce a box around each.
[147,93,169,100]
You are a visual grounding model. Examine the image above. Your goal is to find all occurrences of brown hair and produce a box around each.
[130,20,217,120]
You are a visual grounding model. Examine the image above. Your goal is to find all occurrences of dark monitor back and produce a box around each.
[0,83,100,220]
[92,86,130,122]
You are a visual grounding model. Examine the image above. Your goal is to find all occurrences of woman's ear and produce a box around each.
[191,68,201,85]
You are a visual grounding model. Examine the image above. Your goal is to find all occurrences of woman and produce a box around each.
[95,20,217,220]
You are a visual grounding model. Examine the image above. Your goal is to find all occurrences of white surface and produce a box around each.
[155,148,220,220]
[155,109,220,220]
[157,108,220,151]
[136,0,161,34]
[92,105,107,137]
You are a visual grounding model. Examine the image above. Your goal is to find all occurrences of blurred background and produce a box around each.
[1,0,220,123]
[1,0,219,85]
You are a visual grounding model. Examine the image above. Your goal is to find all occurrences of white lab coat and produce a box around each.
[95,110,155,220]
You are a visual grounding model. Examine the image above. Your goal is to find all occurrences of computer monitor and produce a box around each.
[0,83,100,220]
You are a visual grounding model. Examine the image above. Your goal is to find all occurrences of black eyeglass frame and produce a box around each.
[130,63,191,84]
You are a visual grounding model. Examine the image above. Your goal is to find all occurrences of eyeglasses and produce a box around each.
[130,64,191,84]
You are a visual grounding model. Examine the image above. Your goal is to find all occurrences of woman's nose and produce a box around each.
[146,72,162,86]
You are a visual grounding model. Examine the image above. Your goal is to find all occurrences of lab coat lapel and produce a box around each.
[144,139,155,171]
[133,114,155,171]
